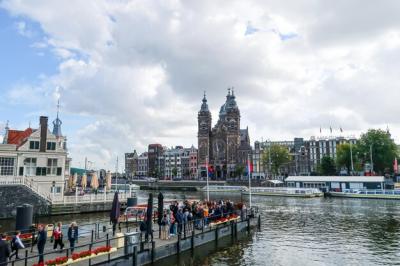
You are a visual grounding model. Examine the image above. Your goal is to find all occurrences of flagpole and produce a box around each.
[350,141,354,173]
[248,154,252,209]
[206,156,210,202]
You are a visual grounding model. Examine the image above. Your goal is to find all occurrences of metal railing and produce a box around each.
[6,208,257,266]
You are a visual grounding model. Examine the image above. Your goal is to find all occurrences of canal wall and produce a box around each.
[0,185,50,219]
[130,218,258,266]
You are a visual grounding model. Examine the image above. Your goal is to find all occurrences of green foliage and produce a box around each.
[319,156,337,175]
[336,143,352,173]
[235,165,245,177]
[357,129,399,174]
[172,167,178,177]
[262,145,290,175]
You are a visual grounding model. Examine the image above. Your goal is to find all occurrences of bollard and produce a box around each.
[215,224,220,247]
[151,241,155,263]
[177,233,181,254]
[91,230,94,243]
[258,214,261,230]
[191,228,195,251]
[24,250,28,266]
[132,245,137,266]
[247,218,251,234]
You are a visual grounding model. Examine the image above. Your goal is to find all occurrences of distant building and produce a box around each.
[148,144,163,178]
[254,136,358,177]
[306,136,357,173]
[163,145,198,180]
[0,115,69,196]
[137,152,148,176]
[125,150,138,177]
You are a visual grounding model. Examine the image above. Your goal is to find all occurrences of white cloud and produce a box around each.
[2,0,400,169]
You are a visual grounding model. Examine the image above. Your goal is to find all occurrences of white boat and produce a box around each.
[242,187,323,198]
[201,185,248,193]
[329,189,400,199]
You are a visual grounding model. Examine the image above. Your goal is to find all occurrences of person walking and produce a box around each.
[67,222,78,253]
[9,231,24,260]
[169,211,176,236]
[36,225,47,264]
[0,234,10,266]
[161,213,169,240]
[52,222,64,251]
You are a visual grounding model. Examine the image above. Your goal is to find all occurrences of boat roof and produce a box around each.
[285,176,385,183]
[266,180,284,184]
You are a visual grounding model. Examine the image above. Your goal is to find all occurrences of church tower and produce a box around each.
[198,92,212,176]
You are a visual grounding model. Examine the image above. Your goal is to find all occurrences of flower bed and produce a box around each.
[32,246,114,266]
[210,214,240,227]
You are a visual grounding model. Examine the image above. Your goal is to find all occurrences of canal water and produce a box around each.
[1,191,400,265]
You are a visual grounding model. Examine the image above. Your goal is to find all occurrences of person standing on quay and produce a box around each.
[37,225,47,264]
[52,222,64,251]
[9,231,25,259]
[67,222,78,253]
[0,234,10,266]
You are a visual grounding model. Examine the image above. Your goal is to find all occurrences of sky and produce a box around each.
[1,0,400,171]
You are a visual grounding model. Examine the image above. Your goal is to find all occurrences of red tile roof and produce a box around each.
[7,128,33,146]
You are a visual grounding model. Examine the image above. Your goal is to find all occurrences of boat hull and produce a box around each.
[329,192,400,200]
[242,191,323,198]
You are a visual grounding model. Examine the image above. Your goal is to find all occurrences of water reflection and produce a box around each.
[1,191,400,265]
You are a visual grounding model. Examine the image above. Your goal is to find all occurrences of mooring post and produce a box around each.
[151,241,155,263]
[258,214,261,230]
[132,245,137,266]
[191,228,195,251]
[215,225,219,247]
[24,250,28,266]
[247,218,251,234]
[177,233,181,254]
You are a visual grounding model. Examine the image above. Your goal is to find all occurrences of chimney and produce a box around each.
[39,116,48,152]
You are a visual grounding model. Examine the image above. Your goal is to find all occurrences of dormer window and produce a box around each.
[47,142,56,151]
[29,141,40,150]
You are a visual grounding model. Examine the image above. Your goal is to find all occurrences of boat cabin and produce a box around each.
[285,176,385,192]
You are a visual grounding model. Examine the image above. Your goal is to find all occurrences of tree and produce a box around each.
[357,129,399,174]
[319,156,336,175]
[172,167,178,178]
[234,165,245,178]
[262,145,290,176]
[337,143,363,174]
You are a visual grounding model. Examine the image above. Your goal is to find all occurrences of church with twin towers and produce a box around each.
[197,89,252,179]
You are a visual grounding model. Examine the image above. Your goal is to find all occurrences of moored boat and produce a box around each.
[329,189,400,199]
[242,187,323,198]
[201,185,248,193]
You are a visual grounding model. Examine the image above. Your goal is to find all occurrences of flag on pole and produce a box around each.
[394,158,398,174]
[320,126,322,133]
[340,126,343,133]
[330,126,332,133]
[246,158,253,174]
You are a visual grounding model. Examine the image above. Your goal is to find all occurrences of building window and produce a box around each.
[24,158,37,176]
[51,186,62,194]
[0,157,15,176]
[47,159,58,175]
[47,142,56,151]
[36,167,47,176]
[29,141,40,150]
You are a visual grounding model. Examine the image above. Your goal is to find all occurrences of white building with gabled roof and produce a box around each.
[0,115,70,198]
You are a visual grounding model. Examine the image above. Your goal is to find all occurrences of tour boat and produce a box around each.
[201,185,248,193]
[242,187,324,198]
[329,189,400,199]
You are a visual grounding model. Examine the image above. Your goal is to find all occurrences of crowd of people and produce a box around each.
[0,222,79,265]
[141,199,247,241]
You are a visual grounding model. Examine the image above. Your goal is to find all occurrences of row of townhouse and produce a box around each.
[125,145,198,179]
